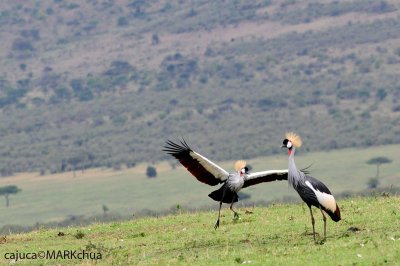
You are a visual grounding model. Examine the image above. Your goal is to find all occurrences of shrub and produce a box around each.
[367,178,379,189]
[152,34,160,45]
[376,88,387,101]
[146,166,157,178]
[12,39,34,51]
[117,17,128,27]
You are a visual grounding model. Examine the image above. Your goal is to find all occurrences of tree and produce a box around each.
[68,155,85,177]
[146,166,157,178]
[366,156,392,179]
[0,185,21,208]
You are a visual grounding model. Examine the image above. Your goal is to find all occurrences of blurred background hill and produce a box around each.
[0,0,399,174]
[0,0,399,230]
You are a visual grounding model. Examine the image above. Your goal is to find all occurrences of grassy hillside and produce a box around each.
[1,196,399,265]
[0,144,398,229]
[0,0,400,174]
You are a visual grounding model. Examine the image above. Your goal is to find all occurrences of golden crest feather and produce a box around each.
[234,160,246,171]
[285,132,302,148]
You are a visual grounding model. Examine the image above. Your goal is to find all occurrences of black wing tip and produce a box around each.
[163,138,192,155]
[179,137,191,150]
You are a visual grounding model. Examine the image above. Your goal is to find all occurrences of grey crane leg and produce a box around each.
[309,206,316,241]
[214,189,227,230]
[214,201,222,230]
[230,198,239,220]
[319,208,327,240]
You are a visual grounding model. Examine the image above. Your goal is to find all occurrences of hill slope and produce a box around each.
[1,196,399,265]
[0,0,400,173]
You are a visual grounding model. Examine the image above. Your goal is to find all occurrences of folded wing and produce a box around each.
[243,169,288,188]
[163,139,230,186]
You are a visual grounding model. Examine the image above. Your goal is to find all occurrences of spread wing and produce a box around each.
[243,169,288,188]
[163,139,230,186]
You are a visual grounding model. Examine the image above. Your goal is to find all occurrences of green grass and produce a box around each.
[1,196,399,265]
[0,144,399,228]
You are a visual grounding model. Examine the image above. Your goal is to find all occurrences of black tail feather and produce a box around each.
[323,204,341,222]
[208,185,238,204]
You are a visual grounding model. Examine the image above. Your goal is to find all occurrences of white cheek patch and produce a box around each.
[305,181,336,212]
[287,141,293,148]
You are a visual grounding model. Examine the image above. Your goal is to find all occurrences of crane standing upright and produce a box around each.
[281,132,341,242]
[164,139,288,229]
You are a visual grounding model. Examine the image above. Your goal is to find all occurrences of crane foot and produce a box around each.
[214,219,220,230]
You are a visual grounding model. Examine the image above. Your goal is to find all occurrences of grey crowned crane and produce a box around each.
[164,139,288,229]
[281,132,341,242]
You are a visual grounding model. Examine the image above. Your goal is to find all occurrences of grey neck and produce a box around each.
[288,147,305,189]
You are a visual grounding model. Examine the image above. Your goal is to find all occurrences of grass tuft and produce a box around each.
[74,230,85,239]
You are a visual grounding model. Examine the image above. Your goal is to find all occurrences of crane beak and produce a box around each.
[281,145,286,148]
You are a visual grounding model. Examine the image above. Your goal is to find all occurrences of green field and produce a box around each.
[1,196,399,265]
[0,144,399,229]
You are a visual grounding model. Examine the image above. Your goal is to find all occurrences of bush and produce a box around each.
[53,85,72,101]
[0,167,14,177]
[117,17,128,27]
[146,166,157,178]
[111,115,127,126]
[12,39,34,51]
[20,29,40,41]
[77,89,94,102]
[104,61,135,77]
[152,34,160,45]
[376,88,387,101]
[367,178,379,189]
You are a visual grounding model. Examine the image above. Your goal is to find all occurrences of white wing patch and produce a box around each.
[190,151,230,181]
[247,169,288,180]
[305,181,337,212]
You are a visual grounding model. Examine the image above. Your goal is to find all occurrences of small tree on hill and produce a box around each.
[0,185,21,208]
[102,204,109,216]
[146,166,157,178]
[366,156,392,179]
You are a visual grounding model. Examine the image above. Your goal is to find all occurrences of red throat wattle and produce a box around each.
[288,149,291,156]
